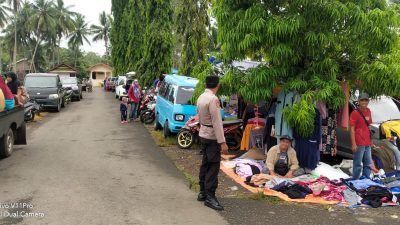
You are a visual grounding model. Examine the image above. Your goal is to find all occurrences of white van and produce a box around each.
[115,75,127,100]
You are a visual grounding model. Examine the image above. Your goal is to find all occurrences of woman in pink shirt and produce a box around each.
[127,80,142,121]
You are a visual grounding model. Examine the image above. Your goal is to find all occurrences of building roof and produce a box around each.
[48,63,80,74]
[16,58,30,64]
[26,73,59,77]
[88,63,113,71]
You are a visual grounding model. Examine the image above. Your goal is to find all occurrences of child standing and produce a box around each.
[120,97,128,124]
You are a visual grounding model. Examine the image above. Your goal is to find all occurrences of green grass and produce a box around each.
[247,192,282,203]
[147,127,177,147]
[182,169,200,192]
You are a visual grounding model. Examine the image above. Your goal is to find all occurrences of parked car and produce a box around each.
[24,73,66,112]
[115,75,127,100]
[154,75,200,137]
[0,107,27,158]
[336,96,400,163]
[60,76,83,101]
[110,77,117,92]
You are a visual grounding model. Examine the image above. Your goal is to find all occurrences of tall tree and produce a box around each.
[176,0,209,76]
[68,14,90,67]
[0,0,10,73]
[0,0,9,27]
[7,0,21,72]
[125,0,146,71]
[213,0,400,136]
[29,0,57,71]
[137,0,174,85]
[91,11,112,57]
[54,0,75,64]
[111,0,129,75]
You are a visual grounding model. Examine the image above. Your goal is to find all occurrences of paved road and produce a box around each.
[0,88,227,225]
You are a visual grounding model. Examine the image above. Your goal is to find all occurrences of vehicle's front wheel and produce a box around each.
[154,114,162,130]
[163,121,171,138]
[56,100,61,112]
[140,110,155,124]
[177,129,194,149]
[0,128,14,158]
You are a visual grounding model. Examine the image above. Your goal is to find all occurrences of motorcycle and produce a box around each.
[139,101,156,124]
[177,115,243,151]
[24,98,42,122]
[139,93,155,114]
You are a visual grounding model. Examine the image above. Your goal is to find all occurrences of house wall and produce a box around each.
[89,65,113,87]
[15,61,31,81]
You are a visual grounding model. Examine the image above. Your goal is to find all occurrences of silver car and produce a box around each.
[336,96,400,169]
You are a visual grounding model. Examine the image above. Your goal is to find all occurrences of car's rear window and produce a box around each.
[25,76,58,88]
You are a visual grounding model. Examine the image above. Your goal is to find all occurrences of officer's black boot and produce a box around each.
[204,193,224,211]
[197,191,206,201]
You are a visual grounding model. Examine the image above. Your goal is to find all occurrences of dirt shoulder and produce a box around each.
[144,125,400,225]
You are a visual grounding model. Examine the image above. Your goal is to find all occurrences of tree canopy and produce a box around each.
[111,0,174,85]
[213,0,400,136]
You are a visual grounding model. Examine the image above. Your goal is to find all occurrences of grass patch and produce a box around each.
[248,192,282,203]
[175,164,200,192]
[147,127,176,147]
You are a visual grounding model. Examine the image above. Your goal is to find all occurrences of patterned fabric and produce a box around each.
[321,109,337,155]
[295,176,347,202]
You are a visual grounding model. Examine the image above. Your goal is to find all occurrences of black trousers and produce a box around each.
[199,137,221,197]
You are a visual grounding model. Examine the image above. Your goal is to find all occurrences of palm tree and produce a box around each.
[0,0,10,73]
[54,0,75,64]
[29,0,57,71]
[7,0,21,73]
[91,11,111,57]
[68,14,90,66]
[0,0,10,27]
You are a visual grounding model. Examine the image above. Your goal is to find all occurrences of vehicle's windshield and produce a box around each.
[61,77,77,85]
[175,86,195,104]
[367,96,400,123]
[25,76,58,88]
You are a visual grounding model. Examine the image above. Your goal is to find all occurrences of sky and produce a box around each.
[60,0,112,55]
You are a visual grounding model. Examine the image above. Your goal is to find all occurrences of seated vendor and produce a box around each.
[265,135,302,178]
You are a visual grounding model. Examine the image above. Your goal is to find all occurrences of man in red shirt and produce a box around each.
[350,93,373,179]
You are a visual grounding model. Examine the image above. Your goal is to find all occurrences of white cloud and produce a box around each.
[60,0,112,55]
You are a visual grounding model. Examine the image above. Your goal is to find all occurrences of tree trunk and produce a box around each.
[57,37,61,65]
[30,22,42,72]
[74,48,78,67]
[13,15,17,73]
[105,36,108,57]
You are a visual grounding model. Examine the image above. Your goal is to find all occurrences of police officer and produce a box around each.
[196,75,228,211]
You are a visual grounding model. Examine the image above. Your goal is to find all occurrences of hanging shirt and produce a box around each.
[337,81,349,129]
[275,91,294,139]
[294,108,322,170]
